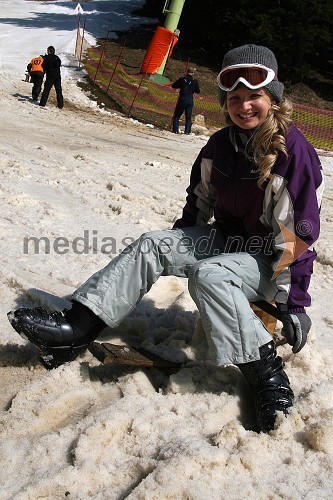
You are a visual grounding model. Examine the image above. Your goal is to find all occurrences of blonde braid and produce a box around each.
[253,98,293,187]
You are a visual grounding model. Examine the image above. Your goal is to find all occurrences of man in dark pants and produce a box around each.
[39,46,64,109]
[27,55,44,102]
[172,67,200,134]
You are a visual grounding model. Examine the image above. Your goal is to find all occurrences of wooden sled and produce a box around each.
[88,342,183,369]
[89,301,287,368]
[251,300,287,347]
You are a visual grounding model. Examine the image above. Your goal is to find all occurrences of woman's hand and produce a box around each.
[281,313,312,353]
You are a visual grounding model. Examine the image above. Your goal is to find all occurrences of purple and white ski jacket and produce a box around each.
[174,125,324,310]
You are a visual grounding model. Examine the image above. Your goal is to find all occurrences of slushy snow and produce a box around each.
[1,1,333,498]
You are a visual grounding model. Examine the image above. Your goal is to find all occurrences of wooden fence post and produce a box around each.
[78,18,86,68]
[75,13,81,58]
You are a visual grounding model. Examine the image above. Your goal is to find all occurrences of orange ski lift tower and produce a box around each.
[140,0,185,84]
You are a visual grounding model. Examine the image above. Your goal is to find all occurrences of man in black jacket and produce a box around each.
[39,46,64,109]
[172,67,200,134]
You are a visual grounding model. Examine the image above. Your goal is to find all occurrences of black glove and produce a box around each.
[280,313,312,353]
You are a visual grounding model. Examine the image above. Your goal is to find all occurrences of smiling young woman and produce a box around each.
[8,45,324,434]
[226,86,274,129]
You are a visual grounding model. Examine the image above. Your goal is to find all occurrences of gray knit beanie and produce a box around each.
[218,44,284,106]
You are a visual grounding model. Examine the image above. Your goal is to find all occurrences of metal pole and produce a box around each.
[128,71,145,118]
[106,38,127,94]
[163,0,185,32]
[93,31,110,83]
[163,32,178,73]
[156,0,186,76]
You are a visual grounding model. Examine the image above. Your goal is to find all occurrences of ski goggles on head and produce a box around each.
[217,64,276,92]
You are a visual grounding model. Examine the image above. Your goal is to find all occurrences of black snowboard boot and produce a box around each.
[237,341,294,433]
[7,301,106,368]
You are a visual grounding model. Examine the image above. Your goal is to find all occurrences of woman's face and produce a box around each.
[226,85,274,129]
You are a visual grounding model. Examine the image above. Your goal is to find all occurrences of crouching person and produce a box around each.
[8,45,323,433]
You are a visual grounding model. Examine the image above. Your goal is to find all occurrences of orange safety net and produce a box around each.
[140,26,178,75]
[76,27,333,152]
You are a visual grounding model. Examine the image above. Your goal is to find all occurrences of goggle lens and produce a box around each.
[217,65,275,91]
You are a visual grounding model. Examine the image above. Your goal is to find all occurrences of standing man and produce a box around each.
[27,54,44,102]
[39,46,64,109]
[172,67,200,134]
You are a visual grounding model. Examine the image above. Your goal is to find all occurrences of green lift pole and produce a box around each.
[150,0,185,83]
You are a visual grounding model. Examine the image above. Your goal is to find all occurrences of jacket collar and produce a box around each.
[229,126,255,153]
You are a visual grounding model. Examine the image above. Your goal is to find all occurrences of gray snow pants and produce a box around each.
[73,226,277,365]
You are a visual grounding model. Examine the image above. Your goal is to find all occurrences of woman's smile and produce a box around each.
[227,85,274,129]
